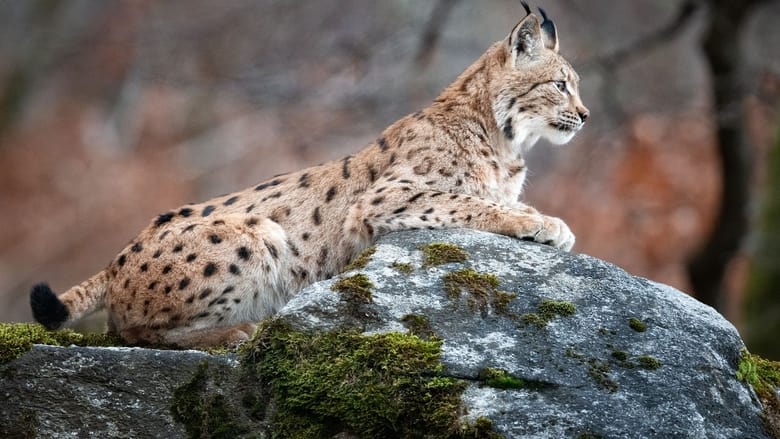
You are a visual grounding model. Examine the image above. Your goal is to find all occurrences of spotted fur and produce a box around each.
[30,10,588,347]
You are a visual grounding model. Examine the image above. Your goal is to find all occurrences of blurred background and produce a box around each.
[0,0,778,358]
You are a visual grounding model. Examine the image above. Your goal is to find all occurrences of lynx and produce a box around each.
[31,5,588,347]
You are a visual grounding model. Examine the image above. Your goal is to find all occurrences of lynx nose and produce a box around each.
[578,108,589,122]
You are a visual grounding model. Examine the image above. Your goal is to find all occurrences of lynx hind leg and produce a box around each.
[110,214,291,348]
[162,323,257,348]
[118,323,256,348]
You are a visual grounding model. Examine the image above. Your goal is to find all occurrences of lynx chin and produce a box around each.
[31,5,588,347]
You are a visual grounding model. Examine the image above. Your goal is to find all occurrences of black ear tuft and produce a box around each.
[538,7,559,52]
[520,0,531,16]
[538,6,550,20]
[30,283,69,330]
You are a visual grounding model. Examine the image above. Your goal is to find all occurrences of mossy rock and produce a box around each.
[419,242,469,268]
[628,317,647,332]
[241,320,492,438]
[390,261,415,274]
[637,355,661,370]
[736,350,780,436]
[331,273,375,319]
[520,299,576,328]
[0,323,122,364]
[402,313,436,340]
[170,362,253,438]
[441,268,514,316]
[342,246,377,272]
[331,273,374,304]
[478,368,526,390]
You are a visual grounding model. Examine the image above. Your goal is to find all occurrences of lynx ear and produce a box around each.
[508,9,544,64]
[538,7,559,52]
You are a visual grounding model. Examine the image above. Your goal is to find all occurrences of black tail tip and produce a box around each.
[30,283,68,330]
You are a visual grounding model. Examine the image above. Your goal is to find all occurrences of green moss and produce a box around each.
[611,350,628,362]
[479,368,526,390]
[520,313,547,327]
[566,346,619,392]
[736,350,780,436]
[171,362,250,438]
[390,261,415,274]
[442,268,507,315]
[342,246,376,272]
[243,320,471,438]
[737,350,780,393]
[610,350,636,369]
[420,242,469,268]
[539,300,575,317]
[402,314,436,340]
[587,358,618,392]
[628,317,647,332]
[598,327,617,336]
[331,274,373,304]
[521,300,576,328]
[457,416,504,438]
[0,323,122,364]
[637,355,661,370]
[493,291,517,315]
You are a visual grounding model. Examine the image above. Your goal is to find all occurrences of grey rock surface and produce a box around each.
[0,229,770,438]
[0,345,237,438]
[281,229,770,439]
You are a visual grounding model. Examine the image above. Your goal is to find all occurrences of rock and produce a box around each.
[1,229,774,438]
[0,345,238,438]
[280,229,771,439]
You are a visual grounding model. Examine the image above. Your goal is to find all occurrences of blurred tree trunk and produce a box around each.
[687,0,766,310]
[0,1,63,138]
[744,131,780,360]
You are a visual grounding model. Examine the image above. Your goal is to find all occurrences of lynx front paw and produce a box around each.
[518,215,575,252]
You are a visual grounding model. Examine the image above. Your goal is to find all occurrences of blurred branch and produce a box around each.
[687,0,770,310]
[579,1,700,123]
[580,1,699,71]
[414,0,461,69]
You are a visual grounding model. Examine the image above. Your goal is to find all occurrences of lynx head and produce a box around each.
[492,3,588,153]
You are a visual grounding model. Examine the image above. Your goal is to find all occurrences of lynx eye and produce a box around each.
[554,80,567,93]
